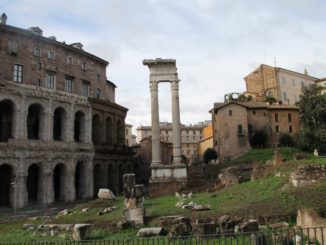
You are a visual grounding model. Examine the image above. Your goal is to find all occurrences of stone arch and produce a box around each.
[0,99,14,142]
[93,164,102,197]
[106,117,113,145]
[92,114,102,145]
[0,164,13,206]
[27,103,44,140]
[107,164,115,193]
[53,107,67,141]
[74,111,86,143]
[116,119,124,146]
[53,163,66,202]
[75,161,87,200]
[27,164,40,203]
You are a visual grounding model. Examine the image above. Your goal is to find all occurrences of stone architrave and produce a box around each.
[143,58,187,197]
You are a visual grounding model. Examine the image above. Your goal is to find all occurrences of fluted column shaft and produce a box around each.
[171,80,182,165]
[150,81,162,165]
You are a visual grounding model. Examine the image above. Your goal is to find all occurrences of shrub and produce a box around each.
[279,133,294,147]
[252,130,268,148]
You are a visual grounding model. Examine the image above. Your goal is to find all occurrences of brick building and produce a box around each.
[0,14,133,208]
[136,122,206,160]
[211,101,300,162]
[244,64,318,104]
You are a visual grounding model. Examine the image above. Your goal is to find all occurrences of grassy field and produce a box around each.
[0,148,325,242]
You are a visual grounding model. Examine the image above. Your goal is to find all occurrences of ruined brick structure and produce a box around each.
[0,14,133,208]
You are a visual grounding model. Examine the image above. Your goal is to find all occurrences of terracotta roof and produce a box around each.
[213,101,299,111]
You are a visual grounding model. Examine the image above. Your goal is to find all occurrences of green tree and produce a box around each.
[203,148,218,163]
[252,130,268,148]
[279,133,294,147]
[297,84,326,151]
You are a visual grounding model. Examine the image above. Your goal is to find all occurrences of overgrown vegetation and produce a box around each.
[0,148,326,242]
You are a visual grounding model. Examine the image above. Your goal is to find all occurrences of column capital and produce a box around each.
[150,81,159,92]
[171,80,179,90]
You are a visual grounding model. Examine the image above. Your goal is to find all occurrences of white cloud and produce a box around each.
[2,0,326,131]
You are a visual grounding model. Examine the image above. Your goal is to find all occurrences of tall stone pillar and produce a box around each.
[171,80,182,165]
[150,81,162,165]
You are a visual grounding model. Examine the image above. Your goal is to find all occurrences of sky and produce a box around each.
[1,0,326,131]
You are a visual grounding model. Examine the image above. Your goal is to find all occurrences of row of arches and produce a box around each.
[92,114,124,146]
[0,161,88,207]
[0,99,86,143]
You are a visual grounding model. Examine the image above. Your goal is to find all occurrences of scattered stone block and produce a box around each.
[81,208,89,213]
[269,222,289,230]
[137,227,164,237]
[235,220,259,233]
[22,224,34,230]
[159,215,183,228]
[192,204,211,211]
[123,208,144,226]
[192,222,216,236]
[217,215,236,234]
[72,224,91,241]
[97,188,115,199]
[57,209,70,216]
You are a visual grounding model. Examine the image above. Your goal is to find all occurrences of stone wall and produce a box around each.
[297,209,326,244]
[290,164,326,187]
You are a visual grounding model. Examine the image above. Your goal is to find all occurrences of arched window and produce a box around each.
[0,100,14,142]
[74,111,85,142]
[27,104,43,140]
[53,107,66,141]
[106,117,113,145]
[53,163,66,202]
[0,164,13,206]
[92,114,102,145]
[27,164,40,203]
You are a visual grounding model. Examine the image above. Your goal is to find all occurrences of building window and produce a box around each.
[13,64,23,83]
[65,76,73,93]
[82,80,89,97]
[289,125,293,133]
[37,79,41,87]
[275,125,279,133]
[292,79,296,86]
[47,51,55,60]
[96,88,101,98]
[8,40,17,54]
[253,110,256,115]
[229,110,232,116]
[282,77,286,84]
[33,47,42,57]
[97,74,101,82]
[283,92,287,101]
[275,113,279,123]
[47,74,55,89]
[267,91,273,97]
[288,113,292,123]
[37,62,42,70]
[81,62,86,70]
[237,124,243,135]
[67,56,73,64]
[301,81,305,88]
[248,124,253,134]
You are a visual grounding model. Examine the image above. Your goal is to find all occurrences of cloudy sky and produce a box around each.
[2,0,326,130]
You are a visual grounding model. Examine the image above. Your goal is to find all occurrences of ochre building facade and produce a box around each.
[211,101,300,162]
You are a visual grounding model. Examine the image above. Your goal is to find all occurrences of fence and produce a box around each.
[0,227,325,245]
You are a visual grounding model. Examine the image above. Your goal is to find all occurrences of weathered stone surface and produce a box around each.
[192,204,211,211]
[269,222,289,229]
[98,188,115,199]
[170,222,192,237]
[123,174,135,188]
[137,227,164,237]
[72,224,91,241]
[192,222,216,236]
[217,215,236,234]
[290,164,326,187]
[123,207,144,226]
[235,220,259,233]
[118,220,136,230]
[219,167,241,187]
[57,209,70,216]
[250,233,267,245]
[159,215,183,228]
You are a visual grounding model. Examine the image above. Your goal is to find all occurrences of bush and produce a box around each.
[203,148,218,163]
[252,130,268,148]
[279,133,294,147]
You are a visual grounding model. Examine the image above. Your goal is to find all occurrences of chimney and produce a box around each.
[70,42,83,50]
[1,13,7,25]
[304,68,308,75]
[28,27,43,36]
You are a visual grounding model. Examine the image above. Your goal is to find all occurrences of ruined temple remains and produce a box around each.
[123,174,145,226]
[143,58,187,197]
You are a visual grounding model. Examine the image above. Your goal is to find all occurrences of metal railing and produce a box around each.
[0,227,325,245]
